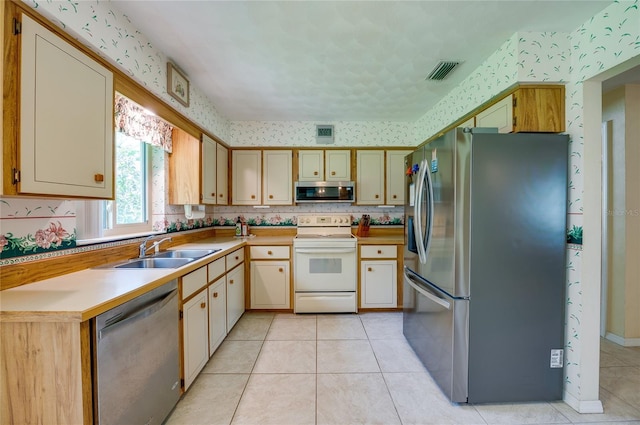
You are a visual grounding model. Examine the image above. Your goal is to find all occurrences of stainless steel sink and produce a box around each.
[153,249,220,259]
[114,258,193,269]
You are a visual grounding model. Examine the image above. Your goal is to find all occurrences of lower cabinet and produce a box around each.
[251,261,290,309]
[182,288,208,390]
[208,276,227,355]
[359,245,398,309]
[226,263,245,331]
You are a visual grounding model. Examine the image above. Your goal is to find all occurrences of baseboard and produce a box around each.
[563,391,604,414]
[605,332,640,347]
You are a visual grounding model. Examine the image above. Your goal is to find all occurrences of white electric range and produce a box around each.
[293,214,357,313]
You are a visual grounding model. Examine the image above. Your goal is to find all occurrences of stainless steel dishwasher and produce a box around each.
[94,279,180,425]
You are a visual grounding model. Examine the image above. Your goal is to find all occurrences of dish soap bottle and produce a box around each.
[235,216,242,237]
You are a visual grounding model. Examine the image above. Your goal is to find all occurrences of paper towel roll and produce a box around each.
[184,204,205,219]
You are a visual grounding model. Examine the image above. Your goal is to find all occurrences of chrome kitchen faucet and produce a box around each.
[139,236,173,258]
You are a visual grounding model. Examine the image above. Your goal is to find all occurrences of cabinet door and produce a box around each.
[475,94,513,133]
[264,150,292,205]
[169,128,201,204]
[386,150,412,205]
[513,87,565,133]
[326,150,351,181]
[251,261,290,309]
[19,14,113,198]
[226,263,245,331]
[361,260,397,308]
[298,150,324,181]
[182,289,209,390]
[232,150,261,205]
[357,150,384,204]
[216,144,229,205]
[201,134,217,205]
[208,277,227,355]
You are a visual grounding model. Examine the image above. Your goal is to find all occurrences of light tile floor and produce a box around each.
[166,312,640,425]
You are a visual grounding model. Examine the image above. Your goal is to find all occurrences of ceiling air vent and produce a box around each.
[426,61,460,81]
[316,125,334,144]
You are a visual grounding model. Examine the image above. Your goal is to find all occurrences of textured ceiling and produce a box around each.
[110,1,614,122]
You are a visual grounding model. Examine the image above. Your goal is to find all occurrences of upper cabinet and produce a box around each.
[7,13,114,198]
[232,150,293,206]
[168,128,200,205]
[297,149,351,181]
[216,144,228,205]
[475,86,565,133]
[386,150,412,205]
[201,134,217,205]
[357,150,384,205]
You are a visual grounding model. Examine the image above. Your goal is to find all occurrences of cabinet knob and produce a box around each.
[268,250,273,255]
[392,194,397,199]
[331,171,336,176]
[235,256,239,260]
[251,195,256,199]
[211,192,216,197]
[269,195,273,199]
[368,267,373,272]
[94,173,104,182]
[313,171,318,175]
[377,250,382,254]
[219,193,224,198]
[200,302,206,309]
[229,279,234,284]
[375,194,379,199]
[213,292,218,298]
[278,268,283,272]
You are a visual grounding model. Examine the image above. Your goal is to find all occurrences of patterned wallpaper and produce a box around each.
[3,0,639,408]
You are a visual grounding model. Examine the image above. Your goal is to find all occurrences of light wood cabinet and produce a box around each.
[182,288,208,390]
[232,150,262,205]
[475,86,565,133]
[201,134,217,205]
[208,277,227,355]
[357,150,385,205]
[297,149,351,181]
[216,143,229,205]
[168,128,201,205]
[13,13,114,198]
[250,246,291,309]
[360,245,398,309]
[264,150,293,205]
[386,150,412,205]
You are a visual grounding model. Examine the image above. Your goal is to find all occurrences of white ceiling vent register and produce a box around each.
[426,61,461,81]
[316,125,334,144]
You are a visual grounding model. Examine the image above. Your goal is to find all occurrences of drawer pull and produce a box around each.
[268,250,273,255]
[213,292,218,298]
[314,171,319,175]
[377,250,382,254]
[200,302,206,309]
[331,171,336,176]
[368,267,373,272]
[94,173,104,182]
[235,256,239,260]
[278,268,284,272]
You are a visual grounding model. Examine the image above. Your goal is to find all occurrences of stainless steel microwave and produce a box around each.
[294,181,355,203]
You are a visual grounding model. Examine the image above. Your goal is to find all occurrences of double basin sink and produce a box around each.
[101,249,221,269]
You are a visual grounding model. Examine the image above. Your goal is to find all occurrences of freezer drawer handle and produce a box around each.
[404,272,451,310]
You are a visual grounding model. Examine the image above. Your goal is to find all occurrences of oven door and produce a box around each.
[294,245,357,292]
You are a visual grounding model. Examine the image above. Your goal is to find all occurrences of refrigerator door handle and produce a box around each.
[414,160,427,263]
[423,158,435,260]
[404,270,451,310]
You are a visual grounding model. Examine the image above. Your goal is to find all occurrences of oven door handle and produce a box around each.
[294,248,356,254]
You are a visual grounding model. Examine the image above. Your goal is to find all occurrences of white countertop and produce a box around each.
[0,238,245,323]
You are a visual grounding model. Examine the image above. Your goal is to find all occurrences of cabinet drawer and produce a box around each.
[226,248,245,271]
[250,246,290,260]
[207,257,225,282]
[182,266,208,299]
[361,245,397,259]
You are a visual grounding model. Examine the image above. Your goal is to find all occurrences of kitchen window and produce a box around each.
[75,93,173,243]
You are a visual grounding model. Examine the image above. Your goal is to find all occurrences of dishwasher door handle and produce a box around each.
[99,289,177,340]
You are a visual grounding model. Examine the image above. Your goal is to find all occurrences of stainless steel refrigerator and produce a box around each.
[403,127,568,403]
